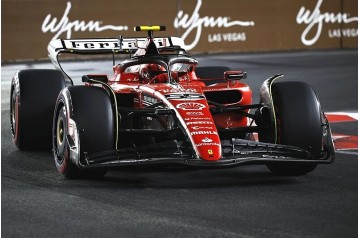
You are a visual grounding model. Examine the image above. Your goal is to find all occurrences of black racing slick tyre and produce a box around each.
[53,86,114,178]
[10,69,66,150]
[266,81,322,176]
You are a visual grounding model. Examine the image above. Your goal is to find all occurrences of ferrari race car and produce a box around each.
[10,26,335,178]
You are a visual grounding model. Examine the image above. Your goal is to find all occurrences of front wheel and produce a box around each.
[266,81,322,176]
[53,105,79,177]
[53,86,115,178]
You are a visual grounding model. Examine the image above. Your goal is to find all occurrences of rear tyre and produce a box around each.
[266,81,321,176]
[10,69,66,150]
[53,86,114,179]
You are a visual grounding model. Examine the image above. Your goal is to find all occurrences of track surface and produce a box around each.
[2,50,358,238]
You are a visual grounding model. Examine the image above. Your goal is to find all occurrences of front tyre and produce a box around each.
[53,86,115,179]
[266,81,322,176]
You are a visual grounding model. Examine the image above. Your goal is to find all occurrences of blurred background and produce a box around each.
[1,2,358,237]
[1,0,358,62]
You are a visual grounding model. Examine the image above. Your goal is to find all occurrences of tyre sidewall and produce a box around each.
[267,81,322,175]
[53,86,114,178]
[272,81,322,157]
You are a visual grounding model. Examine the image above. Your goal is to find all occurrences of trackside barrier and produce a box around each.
[1,0,357,62]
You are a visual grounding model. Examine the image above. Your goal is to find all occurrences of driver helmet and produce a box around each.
[140,64,166,83]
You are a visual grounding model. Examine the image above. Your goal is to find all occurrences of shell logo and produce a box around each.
[176,102,206,111]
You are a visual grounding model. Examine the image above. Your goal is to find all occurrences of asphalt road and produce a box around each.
[1,49,358,238]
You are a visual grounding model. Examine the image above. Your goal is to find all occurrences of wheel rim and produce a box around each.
[55,109,66,161]
[10,89,17,136]
[57,117,64,147]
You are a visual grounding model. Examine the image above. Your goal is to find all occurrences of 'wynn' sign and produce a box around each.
[173,0,255,50]
[41,2,128,41]
[296,0,358,46]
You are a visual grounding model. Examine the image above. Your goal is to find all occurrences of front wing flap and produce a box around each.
[76,109,335,169]
[79,137,335,169]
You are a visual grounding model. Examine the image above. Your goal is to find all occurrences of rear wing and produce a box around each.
[47,37,186,75]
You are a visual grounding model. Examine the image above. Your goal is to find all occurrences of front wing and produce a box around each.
[78,132,335,169]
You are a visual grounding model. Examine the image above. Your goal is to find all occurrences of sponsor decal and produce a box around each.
[186,121,213,125]
[167,92,205,100]
[262,155,286,159]
[126,77,139,82]
[232,149,250,155]
[191,117,211,120]
[42,1,128,41]
[160,88,184,94]
[186,111,204,116]
[195,143,220,147]
[184,117,211,121]
[61,38,167,50]
[190,131,218,136]
[176,102,206,111]
[64,39,120,49]
[173,0,255,50]
[296,0,358,46]
[143,95,159,105]
[192,126,213,130]
[202,137,213,143]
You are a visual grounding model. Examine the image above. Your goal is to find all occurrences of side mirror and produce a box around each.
[224,71,247,81]
[82,74,108,84]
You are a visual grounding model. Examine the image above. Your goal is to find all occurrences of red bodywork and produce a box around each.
[103,57,252,161]
[46,27,335,170]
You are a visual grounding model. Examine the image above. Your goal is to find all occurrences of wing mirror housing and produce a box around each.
[224,71,247,87]
[224,71,247,81]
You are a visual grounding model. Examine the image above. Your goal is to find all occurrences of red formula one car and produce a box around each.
[10,26,335,178]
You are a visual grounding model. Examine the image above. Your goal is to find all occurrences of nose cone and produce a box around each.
[170,99,222,161]
[191,134,222,161]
